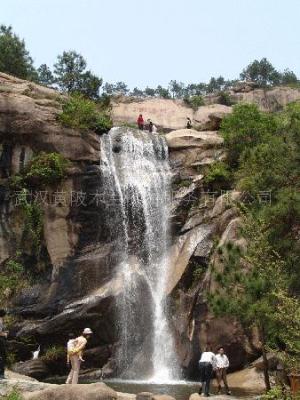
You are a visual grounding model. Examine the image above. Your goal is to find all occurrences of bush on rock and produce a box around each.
[58,94,112,133]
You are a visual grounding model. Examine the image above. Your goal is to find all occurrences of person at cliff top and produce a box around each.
[215,346,231,395]
[186,117,192,129]
[198,345,217,397]
[66,328,93,384]
[0,309,8,379]
[137,114,144,130]
[148,119,153,133]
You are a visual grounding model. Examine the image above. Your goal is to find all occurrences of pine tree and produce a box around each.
[0,25,36,80]
[209,215,300,391]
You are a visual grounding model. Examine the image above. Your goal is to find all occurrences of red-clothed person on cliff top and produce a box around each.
[137,114,144,130]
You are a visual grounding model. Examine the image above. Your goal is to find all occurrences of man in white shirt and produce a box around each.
[215,346,231,395]
[198,346,217,396]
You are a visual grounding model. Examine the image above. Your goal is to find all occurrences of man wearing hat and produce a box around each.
[66,328,93,384]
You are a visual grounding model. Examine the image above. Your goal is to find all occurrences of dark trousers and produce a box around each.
[216,368,229,392]
[138,124,144,130]
[0,338,6,377]
[199,361,213,395]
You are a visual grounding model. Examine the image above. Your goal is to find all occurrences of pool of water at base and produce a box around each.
[102,379,260,400]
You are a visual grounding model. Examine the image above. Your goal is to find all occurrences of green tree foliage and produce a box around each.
[77,70,102,100]
[221,103,278,167]
[236,137,290,194]
[37,64,54,86]
[144,87,156,97]
[218,91,235,106]
[0,25,36,80]
[214,101,300,386]
[23,152,69,187]
[53,51,102,99]
[280,69,298,85]
[210,216,300,390]
[102,81,129,96]
[169,80,185,98]
[17,189,44,258]
[206,76,226,93]
[58,94,112,133]
[183,95,205,110]
[221,102,300,287]
[0,256,28,303]
[12,152,69,189]
[131,87,145,97]
[240,58,281,87]
[204,161,232,191]
[155,85,170,98]
[42,345,66,362]
[2,389,24,400]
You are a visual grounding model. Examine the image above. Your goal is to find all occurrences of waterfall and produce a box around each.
[100,127,179,382]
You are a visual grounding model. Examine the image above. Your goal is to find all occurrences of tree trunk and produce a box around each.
[261,328,271,391]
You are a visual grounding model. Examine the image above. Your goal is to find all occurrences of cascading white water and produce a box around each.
[100,127,179,382]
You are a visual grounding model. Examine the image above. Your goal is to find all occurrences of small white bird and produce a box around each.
[32,345,40,360]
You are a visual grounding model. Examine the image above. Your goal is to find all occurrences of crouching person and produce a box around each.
[198,345,217,397]
[66,328,93,384]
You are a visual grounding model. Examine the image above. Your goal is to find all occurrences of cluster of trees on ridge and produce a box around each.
[0,24,299,102]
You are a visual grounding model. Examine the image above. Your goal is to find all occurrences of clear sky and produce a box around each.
[2,0,300,89]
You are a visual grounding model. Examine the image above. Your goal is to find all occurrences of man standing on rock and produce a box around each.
[66,328,93,384]
[0,309,8,380]
[215,346,231,395]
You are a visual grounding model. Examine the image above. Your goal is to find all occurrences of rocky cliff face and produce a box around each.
[0,73,295,380]
[112,84,300,131]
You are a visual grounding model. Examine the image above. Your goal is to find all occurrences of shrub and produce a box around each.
[3,389,24,400]
[42,345,65,362]
[221,103,278,168]
[260,386,291,400]
[218,91,235,106]
[95,113,113,133]
[236,137,290,194]
[204,161,232,191]
[58,94,112,133]
[184,95,205,110]
[16,189,43,258]
[193,265,205,282]
[23,152,69,187]
[0,257,28,302]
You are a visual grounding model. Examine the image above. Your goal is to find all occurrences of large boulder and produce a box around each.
[0,371,53,397]
[232,86,300,112]
[112,98,232,131]
[23,383,118,400]
[12,359,50,380]
[227,367,266,392]
[0,72,99,162]
[251,353,279,371]
[165,129,223,149]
